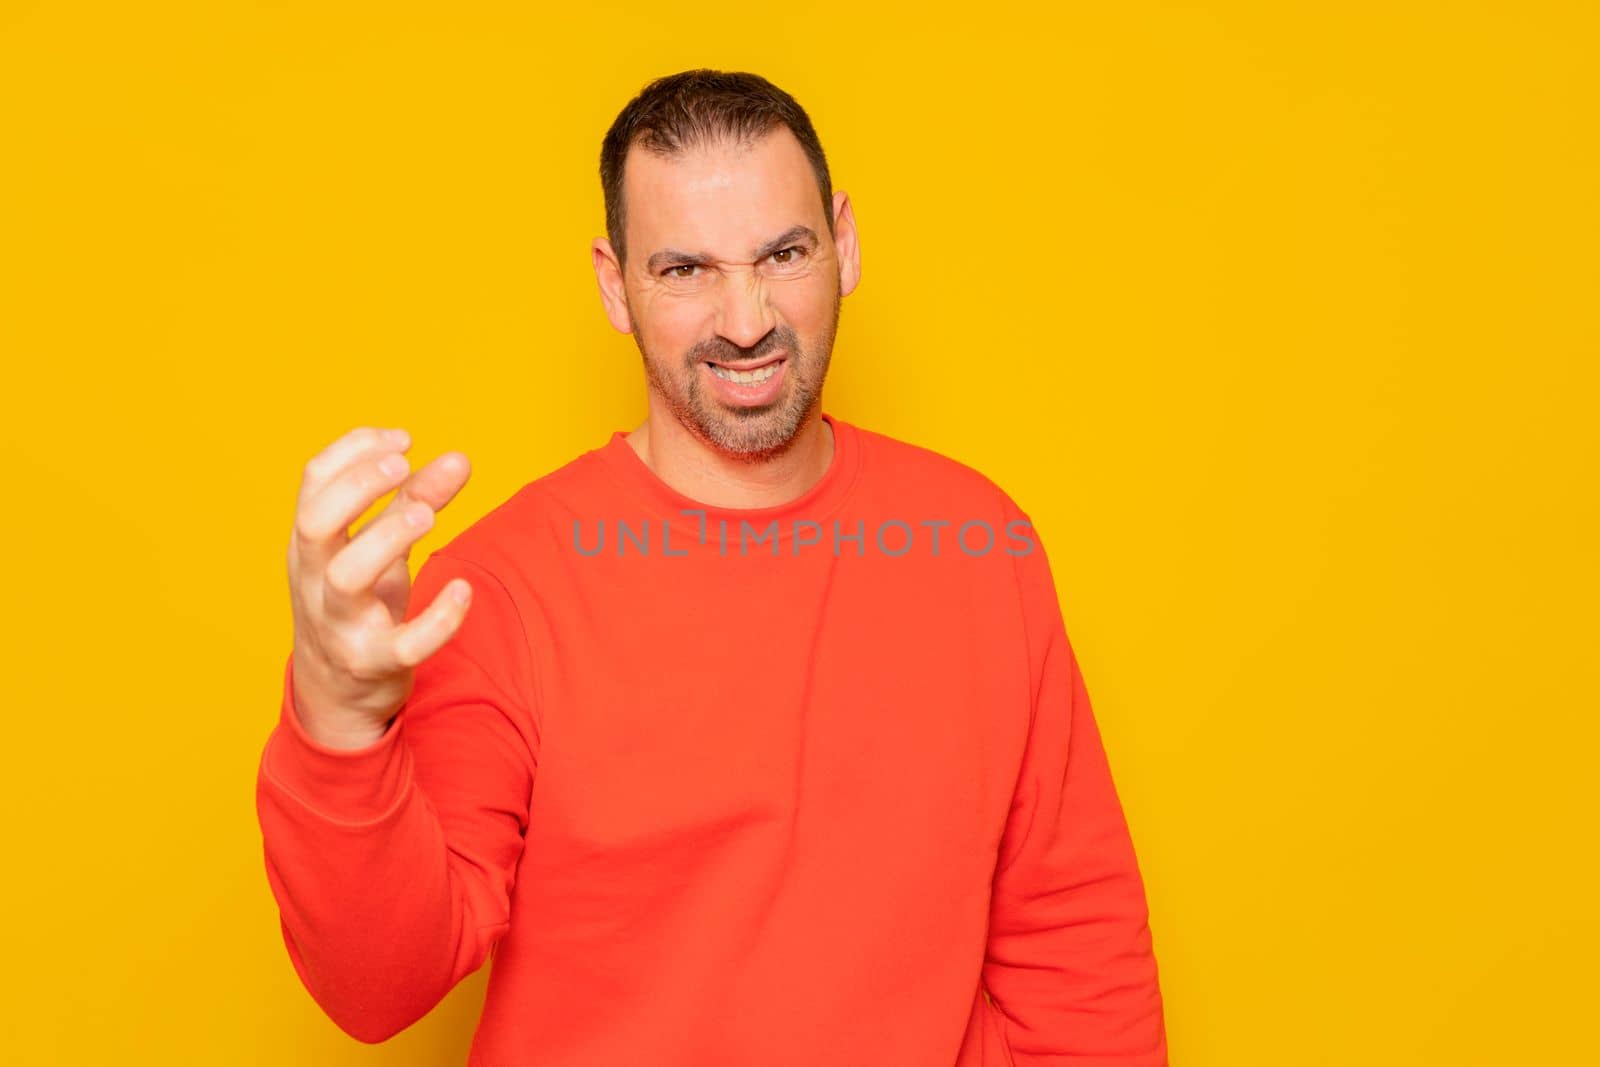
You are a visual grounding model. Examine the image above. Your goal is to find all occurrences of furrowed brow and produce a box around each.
[643,226,821,275]
[645,248,715,274]
[752,225,819,261]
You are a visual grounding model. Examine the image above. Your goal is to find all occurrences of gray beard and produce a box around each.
[634,291,840,461]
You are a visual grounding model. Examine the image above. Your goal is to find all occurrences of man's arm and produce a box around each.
[983,496,1168,1065]
[255,550,539,1043]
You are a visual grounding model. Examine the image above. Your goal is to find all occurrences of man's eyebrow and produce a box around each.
[644,248,715,274]
[643,226,821,275]
[751,225,819,261]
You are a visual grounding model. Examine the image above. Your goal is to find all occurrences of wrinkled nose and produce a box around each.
[714,272,777,351]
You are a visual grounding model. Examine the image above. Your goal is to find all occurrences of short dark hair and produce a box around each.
[600,69,833,267]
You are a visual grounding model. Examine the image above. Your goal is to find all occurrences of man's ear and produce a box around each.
[591,237,634,334]
[831,191,861,299]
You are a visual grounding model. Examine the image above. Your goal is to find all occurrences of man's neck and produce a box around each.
[623,410,835,510]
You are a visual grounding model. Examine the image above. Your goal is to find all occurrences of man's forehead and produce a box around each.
[631,140,747,198]
[622,127,824,246]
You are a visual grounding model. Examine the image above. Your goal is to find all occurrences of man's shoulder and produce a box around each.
[849,419,1028,519]
[423,440,612,571]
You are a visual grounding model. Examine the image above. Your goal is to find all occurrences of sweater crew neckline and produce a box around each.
[594,411,863,544]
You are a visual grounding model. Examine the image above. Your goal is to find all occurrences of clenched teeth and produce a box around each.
[709,361,781,384]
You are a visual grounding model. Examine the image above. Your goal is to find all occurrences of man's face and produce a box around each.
[606,126,850,459]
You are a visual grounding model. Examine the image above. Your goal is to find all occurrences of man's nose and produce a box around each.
[714,271,777,351]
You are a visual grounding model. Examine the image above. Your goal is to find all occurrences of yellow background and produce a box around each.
[1,2,1594,1063]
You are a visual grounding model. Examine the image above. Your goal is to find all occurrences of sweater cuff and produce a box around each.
[259,652,415,827]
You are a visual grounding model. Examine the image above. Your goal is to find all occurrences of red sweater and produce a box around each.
[256,412,1168,1065]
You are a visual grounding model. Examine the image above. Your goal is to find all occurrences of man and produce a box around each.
[258,69,1168,1065]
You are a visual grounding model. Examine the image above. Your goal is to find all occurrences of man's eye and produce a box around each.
[665,264,700,279]
[770,247,806,265]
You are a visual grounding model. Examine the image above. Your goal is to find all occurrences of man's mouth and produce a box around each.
[705,354,785,384]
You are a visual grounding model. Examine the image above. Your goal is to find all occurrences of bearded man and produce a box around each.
[258,68,1169,1066]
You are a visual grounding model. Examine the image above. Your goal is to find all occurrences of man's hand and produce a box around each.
[285,425,474,750]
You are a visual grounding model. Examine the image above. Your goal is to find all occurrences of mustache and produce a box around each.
[689,326,797,366]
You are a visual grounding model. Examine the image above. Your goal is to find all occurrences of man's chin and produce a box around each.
[694,403,809,459]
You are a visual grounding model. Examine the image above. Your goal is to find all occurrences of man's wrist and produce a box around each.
[288,647,397,751]
[259,652,415,826]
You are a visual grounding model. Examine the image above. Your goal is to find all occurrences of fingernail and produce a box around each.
[380,454,408,478]
[386,428,410,448]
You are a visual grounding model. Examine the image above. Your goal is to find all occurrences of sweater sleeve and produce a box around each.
[983,497,1168,1065]
[254,549,540,1043]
